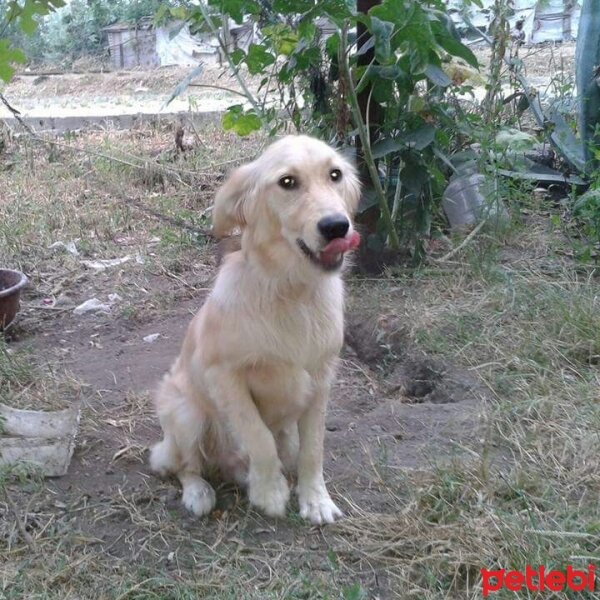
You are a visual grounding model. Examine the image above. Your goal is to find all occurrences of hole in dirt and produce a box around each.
[402,360,442,399]
[345,312,409,371]
[389,358,460,404]
[346,314,478,405]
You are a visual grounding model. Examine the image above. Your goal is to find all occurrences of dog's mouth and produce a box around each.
[297,231,361,271]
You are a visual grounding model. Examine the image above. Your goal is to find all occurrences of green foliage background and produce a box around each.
[0,0,165,69]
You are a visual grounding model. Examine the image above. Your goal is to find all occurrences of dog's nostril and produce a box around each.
[318,214,350,241]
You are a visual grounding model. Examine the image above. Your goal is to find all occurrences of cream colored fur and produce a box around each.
[149,135,360,524]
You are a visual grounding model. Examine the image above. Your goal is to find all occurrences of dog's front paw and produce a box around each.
[248,470,290,517]
[181,478,217,517]
[298,486,343,525]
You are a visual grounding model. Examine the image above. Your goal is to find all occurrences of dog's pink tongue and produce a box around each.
[319,231,361,266]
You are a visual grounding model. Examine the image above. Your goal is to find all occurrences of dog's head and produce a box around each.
[212,135,361,272]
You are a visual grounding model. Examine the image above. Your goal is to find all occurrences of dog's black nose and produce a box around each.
[318,214,350,241]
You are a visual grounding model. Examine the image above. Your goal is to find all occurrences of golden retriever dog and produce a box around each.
[149,135,361,524]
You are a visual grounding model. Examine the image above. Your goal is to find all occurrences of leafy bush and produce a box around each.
[572,188,600,263]
[171,0,481,262]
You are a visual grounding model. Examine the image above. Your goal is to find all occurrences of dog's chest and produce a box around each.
[212,266,345,369]
[260,295,343,368]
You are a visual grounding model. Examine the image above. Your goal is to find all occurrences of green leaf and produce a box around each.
[370,0,410,24]
[432,20,479,68]
[231,48,245,65]
[163,63,204,108]
[325,32,340,58]
[371,138,404,159]
[222,106,262,136]
[245,44,276,74]
[401,157,429,195]
[263,24,298,56]
[405,124,436,150]
[21,4,45,33]
[424,64,451,87]
[371,16,394,63]
[298,19,316,41]
[370,64,402,79]
[169,6,189,21]
[408,94,425,112]
[495,128,536,152]
[370,126,436,158]
[290,46,320,70]
[372,2,433,73]
[0,41,26,83]
[154,4,170,24]
[208,0,259,24]
[372,78,395,103]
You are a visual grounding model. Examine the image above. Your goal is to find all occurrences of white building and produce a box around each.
[446,0,581,43]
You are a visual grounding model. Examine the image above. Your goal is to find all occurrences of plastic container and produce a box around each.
[442,173,509,231]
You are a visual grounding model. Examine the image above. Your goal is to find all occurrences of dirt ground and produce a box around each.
[0,65,260,120]
[0,123,498,598]
[5,228,484,597]
[0,42,577,121]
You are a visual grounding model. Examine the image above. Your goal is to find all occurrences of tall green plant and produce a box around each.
[576,0,600,172]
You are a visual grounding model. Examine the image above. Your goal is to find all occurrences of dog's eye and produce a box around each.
[330,169,342,182]
[278,175,297,190]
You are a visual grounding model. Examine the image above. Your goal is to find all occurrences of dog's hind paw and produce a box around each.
[298,488,343,525]
[249,471,290,518]
[181,478,217,517]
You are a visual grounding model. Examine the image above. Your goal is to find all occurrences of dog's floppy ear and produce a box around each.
[212,163,256,238]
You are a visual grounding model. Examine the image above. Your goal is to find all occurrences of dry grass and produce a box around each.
[341,221,600,598]
[0,123,265,332]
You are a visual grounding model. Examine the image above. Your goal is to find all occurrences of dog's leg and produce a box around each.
[276,423,299,476]
[149,434,179,477]
[177,439,217,517]
[151,378,216,517]
[205,366,290,517]
[297,365,343,525]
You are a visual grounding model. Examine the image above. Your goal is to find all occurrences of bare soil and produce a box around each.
[2,232,484,598]
[0,65,259,120]
[0,42,578,122]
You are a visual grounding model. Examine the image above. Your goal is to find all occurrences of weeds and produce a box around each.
[336,229,600,596]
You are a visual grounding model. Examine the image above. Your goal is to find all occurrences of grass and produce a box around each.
[1,122,599,598]
[342,227,600,597]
